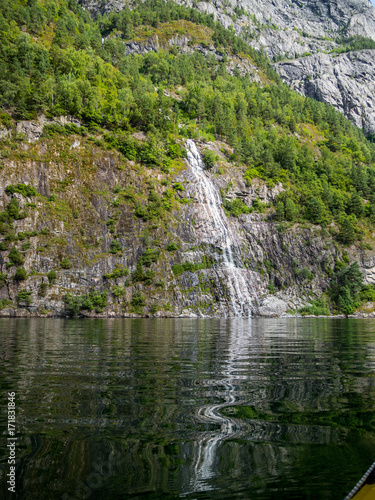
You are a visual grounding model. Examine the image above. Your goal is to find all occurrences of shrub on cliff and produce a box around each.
[167,242,178,251]
[47,270,57,283]
[9,247,24,266]
[64,291,107,315]
[6,199,26,220]
[223,198,252,217]
[202,150,218,169]
[5,184,37,198]
[299,299,330,316]
[110,240,123,254]
[140,248,160,266]
[64,293,83,315]
[172,260,209,275]
[61,258,71,269]
[82,292,108,313]
[131,291,145,307]
[104,266,129,279]
[329,261,366,315]
[134,204,148,220]
[17,289,32,304]
[14,267,27,281]
[130,291,146,313]
[168,143,186,159]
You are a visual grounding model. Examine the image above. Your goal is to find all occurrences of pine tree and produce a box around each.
[349,191,364,218]
[338,285,355,315]
[275,201,284,221]
[285,198,297,221]
[338,214,357,245]
[306,197,323,223]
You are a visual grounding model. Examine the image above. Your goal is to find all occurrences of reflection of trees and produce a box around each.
[1,319,375,498]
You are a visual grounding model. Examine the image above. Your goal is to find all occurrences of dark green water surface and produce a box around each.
[1,318,375,499]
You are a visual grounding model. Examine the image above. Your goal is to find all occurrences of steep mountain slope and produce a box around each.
[1,116,372,319]
[79,0,375,45]
[185,0,375,136]
[2,0,375,318]
[77,0,375,135]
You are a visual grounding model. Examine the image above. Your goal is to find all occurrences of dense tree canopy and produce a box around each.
[1,0,375,236]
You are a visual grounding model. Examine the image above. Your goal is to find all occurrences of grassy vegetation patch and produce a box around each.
[172,258,211,275]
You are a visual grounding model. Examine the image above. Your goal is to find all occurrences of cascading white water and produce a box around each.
[185,139,255,317]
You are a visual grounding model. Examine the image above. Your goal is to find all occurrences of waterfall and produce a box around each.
[185,139,256,317]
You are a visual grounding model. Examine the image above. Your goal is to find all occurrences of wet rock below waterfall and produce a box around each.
[255,297,289,317]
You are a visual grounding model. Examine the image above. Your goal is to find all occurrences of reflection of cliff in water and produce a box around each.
[184,319,346,495]
[2,319,375,499]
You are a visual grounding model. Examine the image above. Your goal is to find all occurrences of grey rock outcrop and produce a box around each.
[256,296,289,317]
[77,0,131,17]
[123,32,262,81]
[185,0,375,58]
[16,115,81,143]
[275,49,375,136]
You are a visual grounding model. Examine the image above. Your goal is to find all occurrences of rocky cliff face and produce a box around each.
[123,28,262,81]
[183,0,375,136]
[174,0,375,57]
[275,49,375,136]
[0,118,371,318]
[77,0,375,135]
[80,0,375,42]
[77,0,131,17]
[191,0,375,136]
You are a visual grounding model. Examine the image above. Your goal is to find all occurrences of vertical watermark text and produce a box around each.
[7,392,16,493]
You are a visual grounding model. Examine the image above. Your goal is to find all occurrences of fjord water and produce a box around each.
[1,319,375,499]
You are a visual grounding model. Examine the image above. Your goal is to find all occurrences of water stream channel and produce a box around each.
[186,140,256,317]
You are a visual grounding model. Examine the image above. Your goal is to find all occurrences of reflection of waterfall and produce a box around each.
[186,140,256,317]
[187,319,253,493]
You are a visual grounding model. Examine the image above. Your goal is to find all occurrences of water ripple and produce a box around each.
[1,318,375,500]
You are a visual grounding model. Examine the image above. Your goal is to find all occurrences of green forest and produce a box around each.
[1,0,375,315]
